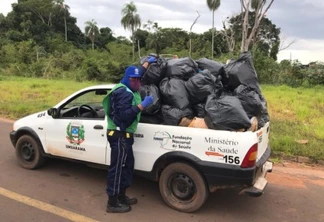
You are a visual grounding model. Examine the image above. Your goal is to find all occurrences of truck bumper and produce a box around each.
[241,161,273,197]
[9,131,17,147]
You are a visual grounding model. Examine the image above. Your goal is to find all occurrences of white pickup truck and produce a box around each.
[9,84,273,212]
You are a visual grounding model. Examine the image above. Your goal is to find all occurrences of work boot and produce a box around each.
[118,194,138,205]
[106,196,131,213]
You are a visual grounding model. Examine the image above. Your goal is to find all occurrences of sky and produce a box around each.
[1,0,323,64]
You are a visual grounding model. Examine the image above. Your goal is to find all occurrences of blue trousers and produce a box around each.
[106,136,135,197]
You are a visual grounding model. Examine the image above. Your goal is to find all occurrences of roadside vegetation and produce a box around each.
[262,85,324,161]
[1,0,323,85]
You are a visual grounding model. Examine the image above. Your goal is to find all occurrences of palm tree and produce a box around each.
[121,1,141,61]
[85,19,99,50]
[54,0,70,42]
[206,0,221,59]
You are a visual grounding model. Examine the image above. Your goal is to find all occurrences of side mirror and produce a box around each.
[47,108,58,118]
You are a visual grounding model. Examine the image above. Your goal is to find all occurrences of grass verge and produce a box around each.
[1,76,323,160]
[262,85,324,161]
[0,76,95,118]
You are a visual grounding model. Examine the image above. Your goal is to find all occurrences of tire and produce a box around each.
[15,135,46,170]
[159,162,209,213]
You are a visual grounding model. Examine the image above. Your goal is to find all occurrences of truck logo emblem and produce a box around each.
[153,131,171,149]
[66,122,85,145]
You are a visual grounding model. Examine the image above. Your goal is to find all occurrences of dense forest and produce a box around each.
[0,0,323,85]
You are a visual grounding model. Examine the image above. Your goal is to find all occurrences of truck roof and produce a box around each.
[81,84,116,91]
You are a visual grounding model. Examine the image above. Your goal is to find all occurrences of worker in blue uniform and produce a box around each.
[102,56,157,213]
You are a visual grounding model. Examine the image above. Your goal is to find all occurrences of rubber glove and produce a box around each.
[147,56,157,64]
[141,96,154,108]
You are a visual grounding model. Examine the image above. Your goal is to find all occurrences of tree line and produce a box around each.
[0,0,322,86]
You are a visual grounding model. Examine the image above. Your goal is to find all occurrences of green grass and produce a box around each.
[0,76,95,118]
[261,85,324,161]
[1,76,324,161]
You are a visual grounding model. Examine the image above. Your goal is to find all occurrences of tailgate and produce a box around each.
[256,122,270,161]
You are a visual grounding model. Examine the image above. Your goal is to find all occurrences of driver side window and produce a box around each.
[60,89,109,119]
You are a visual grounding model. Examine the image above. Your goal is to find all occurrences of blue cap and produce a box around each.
[121,66,143,89]
[125,66,142,78]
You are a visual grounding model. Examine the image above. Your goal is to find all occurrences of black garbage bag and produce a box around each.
[140,113,162,124]
[193,103,205,118]
[138,84,161,115]
[220,90,234,97]
[234,85,263,118]
[223,52,261,93]
[196,58,225,77]
[215,75,223,87]
[140,56,167,85]
[213,75,224,97]
[261,95,270,121]
[258,95,270,128]
[166,57,198,80]
[160,78,190,109]
[185,70,216,104]
[258,117,266,129]
[161,105,194,126]
[204,94,251,131]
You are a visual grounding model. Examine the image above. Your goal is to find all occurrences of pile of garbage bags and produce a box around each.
[138,52,270,131]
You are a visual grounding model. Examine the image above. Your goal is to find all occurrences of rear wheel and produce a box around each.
[15,135,45,169]
[159,162,209,213]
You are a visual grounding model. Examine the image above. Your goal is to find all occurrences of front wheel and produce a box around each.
[15,135,46,169]
[159,162,209,213]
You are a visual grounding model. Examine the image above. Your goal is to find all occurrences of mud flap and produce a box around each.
[241,161,273,197]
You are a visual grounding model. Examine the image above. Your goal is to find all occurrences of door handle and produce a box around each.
[94,125,104,130]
